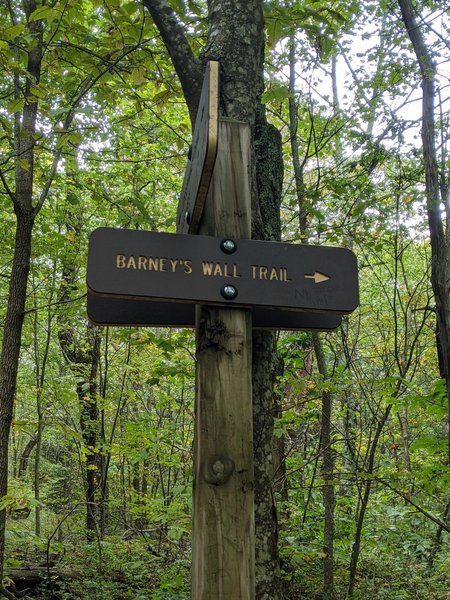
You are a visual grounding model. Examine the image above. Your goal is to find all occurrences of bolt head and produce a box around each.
[221,285,238,300]
[220,239,237,254]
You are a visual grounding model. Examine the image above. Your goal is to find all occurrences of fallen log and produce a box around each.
[5,567,78,590]
[5,566,126,591]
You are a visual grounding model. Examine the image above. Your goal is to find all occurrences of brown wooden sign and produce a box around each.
[176,61,219,234]
[87,228,359,314]
[86,291,342,330]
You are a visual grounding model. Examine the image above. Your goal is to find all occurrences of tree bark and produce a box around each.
[288,37,335,598]
[31,270,54,537]
[253,95,284,600]
[34,395,44,537]
[397,3,450,577]
[18,437,37,478]
[428,499,450,570]
[347,404,392,597]
[58,276,101,541]
[397,0,450,468]
[0,212,35,585]
[252,331,282,600]
[313,334,335,600]
[142,0,203,124]
[0,1,46,583]
[58,196,101,541]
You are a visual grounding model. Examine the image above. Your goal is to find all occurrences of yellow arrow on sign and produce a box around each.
[304,272,330,284]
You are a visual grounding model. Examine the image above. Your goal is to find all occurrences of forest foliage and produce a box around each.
[0,0,449,599]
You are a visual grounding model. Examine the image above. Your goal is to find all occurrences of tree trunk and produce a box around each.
[347,404,392,597]
[34,398,44,537]
[78,342,101,540]
[288,35,308,239]
[18,437,37,478]
[313,334,335,600]
[427,499,450,570]
[253,98,284,600]
[397,0,450,468]
[0,212,34,585]
[58,254,101,540]
[397,410,411,472]
[397,1,450,576]
[288,36,335,598]
[252,331,282,600]
[0,2,43,584]
[31,273,54,538]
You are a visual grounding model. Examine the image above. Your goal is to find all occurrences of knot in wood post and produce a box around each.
[203,455,235,486]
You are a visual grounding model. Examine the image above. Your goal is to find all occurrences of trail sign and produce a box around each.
[176,61,219,234]
[86,291,342,330]
[87,227,359,314]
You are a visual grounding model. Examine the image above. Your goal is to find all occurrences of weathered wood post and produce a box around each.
[191,119,254,599]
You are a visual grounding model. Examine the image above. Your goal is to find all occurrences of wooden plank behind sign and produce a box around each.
[176,61,219,234]
[86,291,342,330]
[86,228,359,313]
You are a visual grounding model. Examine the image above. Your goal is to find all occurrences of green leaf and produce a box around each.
[152,89,170,103]
[266,18,285,48]
[2,23,26,40]
[262,84,291,103]
[29,6,59,22]
[6,98,24,113]
[17,158,30,170]
[29,83,47,98]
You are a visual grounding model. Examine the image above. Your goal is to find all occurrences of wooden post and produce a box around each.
[192,120,254,599]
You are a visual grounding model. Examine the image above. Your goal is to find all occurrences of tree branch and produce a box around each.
[0,169,15,204]
[142,0,203,124]
[0,587,18,600]
[376,477,450,534]
[34,43,140,216]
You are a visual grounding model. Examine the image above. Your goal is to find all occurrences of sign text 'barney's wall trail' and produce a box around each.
[87,228,359,314]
